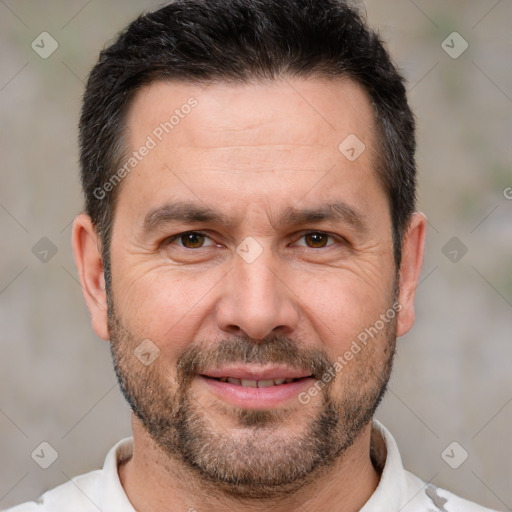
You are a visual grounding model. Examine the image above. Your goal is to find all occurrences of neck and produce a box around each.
[119,416,381,512]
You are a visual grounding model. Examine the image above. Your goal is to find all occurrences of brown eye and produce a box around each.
[174,231,211,248]
[303,232,331,248]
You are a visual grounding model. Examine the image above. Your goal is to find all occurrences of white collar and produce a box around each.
[361,419,410,511]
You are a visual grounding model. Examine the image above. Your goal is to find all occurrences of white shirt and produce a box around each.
[5,420,500,512]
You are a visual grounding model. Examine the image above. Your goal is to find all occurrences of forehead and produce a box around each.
[125,77,377,153]
[118,77,382,222]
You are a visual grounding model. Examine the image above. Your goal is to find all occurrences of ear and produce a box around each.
[396,212,427,337]
[72,213,110,341]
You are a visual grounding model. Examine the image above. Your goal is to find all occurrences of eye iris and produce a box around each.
[305,232,328,248]
[181,232,205,248]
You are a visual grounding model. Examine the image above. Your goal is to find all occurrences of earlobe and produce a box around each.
[71,213,110,341]
[396,212,427,338]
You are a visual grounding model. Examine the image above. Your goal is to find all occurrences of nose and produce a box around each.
[215,245,300,340]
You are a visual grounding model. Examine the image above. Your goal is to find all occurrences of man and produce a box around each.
[7,0,500,511]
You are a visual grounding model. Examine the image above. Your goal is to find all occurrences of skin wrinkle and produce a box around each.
[141,199,369,236]
[109,312,396,500]
[73,76,426,512]
[109,78,393,502]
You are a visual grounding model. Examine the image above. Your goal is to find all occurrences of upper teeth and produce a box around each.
[220,377,296,387]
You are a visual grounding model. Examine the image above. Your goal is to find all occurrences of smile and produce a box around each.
[198,369,315,409]
[202,376,306,388]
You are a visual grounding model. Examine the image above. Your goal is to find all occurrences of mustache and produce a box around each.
[175,334,333,384]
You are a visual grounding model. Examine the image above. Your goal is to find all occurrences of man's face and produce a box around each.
[107,77,398,496]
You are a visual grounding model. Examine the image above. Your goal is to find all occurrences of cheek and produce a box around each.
[112,265,224,350]
[299,270,395,354]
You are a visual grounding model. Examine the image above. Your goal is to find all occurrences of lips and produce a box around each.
[201,365,311,385]
[198,371,315,409]
[203,376,305,388]
[200,364,312,407]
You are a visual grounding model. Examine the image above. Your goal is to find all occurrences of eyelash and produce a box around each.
[163,230,343,250]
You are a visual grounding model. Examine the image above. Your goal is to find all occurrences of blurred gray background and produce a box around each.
[1,0,511,510]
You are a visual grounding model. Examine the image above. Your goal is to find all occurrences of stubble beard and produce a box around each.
[108,304,396,499]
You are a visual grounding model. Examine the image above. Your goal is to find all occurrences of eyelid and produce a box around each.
[163,230,345,250]
[165,231,217,248]
[292,231,339,248]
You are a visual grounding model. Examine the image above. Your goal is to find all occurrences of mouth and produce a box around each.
[197,366,315,408]
[201,375,308,387]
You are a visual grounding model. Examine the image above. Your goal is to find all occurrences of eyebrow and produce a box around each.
[278,201,366,231]
[143,202,231,232]
[142,199,367,233]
